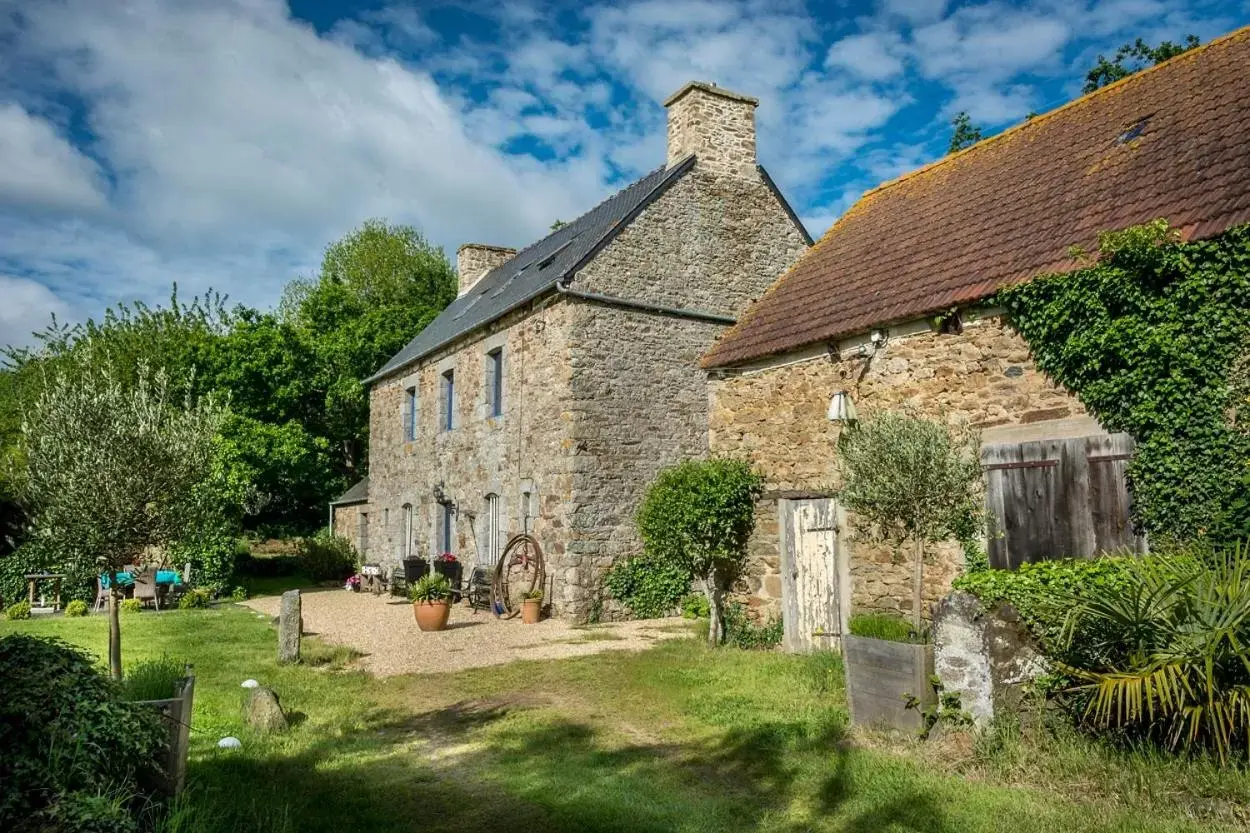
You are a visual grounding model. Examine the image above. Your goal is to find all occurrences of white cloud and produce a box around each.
[0,274,74,350]
[910,4,1071,80]
[0,103,107,213]
[825,31,908,80]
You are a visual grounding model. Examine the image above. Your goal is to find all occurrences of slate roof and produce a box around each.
[367,157,696,382]
[703,27,1250,369]
[330,477,369,506]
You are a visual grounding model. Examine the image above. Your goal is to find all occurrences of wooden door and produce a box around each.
[982,433,1145,569]
[780,498,844,653]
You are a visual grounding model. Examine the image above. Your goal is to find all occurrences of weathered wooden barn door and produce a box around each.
[779,498,844,652]
[982,433,1145,569]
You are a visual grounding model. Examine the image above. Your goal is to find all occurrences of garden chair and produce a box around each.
[93,576,109,613]
[132,569,160,611]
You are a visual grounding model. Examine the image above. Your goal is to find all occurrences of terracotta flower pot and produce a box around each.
[521,598,542,624]
[414,600,451,632]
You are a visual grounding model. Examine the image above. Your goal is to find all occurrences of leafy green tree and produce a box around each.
[947,111,983,154]
[282,219,457,484]
[10,357,226,679]
[1083,35,1200,93]
[635,458,763,646]
[838,412,983,630]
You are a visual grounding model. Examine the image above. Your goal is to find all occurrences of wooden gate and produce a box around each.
[779,498,844,652]
[982,433,1146,569]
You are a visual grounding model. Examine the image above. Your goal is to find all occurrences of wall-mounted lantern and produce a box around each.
[826,390,857,423]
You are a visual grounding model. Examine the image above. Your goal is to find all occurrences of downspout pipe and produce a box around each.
[554,278,737,325]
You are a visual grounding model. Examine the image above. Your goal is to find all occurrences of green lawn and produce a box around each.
[3,607,1247,832]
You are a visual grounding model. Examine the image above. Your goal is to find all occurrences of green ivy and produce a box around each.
[997,220,1250,544]
[603,551,691,619]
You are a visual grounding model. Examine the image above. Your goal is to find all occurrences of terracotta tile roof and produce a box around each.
[703,27,1250,369]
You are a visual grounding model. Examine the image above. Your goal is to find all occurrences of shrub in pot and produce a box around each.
[521,589,543,624]
[410,574,452,632]
[843,613,934,731]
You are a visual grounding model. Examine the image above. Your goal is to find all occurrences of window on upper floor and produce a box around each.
[403,385,418,440]
[485,348,503,418]
[440,369,455,431]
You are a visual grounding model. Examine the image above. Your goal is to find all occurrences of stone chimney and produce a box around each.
[664,81,759,179]
[456,243,516,297]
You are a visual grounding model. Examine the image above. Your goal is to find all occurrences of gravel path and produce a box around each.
[244,589,690,677]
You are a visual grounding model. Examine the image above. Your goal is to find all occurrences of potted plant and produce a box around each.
[837,412,982,731]
[410,574,452,632]
[433,552,462,590]
[520,589,543,624]
[344,574,361,592]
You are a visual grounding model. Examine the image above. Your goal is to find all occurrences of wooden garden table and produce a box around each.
[26,573,65,610]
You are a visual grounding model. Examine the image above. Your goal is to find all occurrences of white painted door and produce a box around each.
[779,498,844,653]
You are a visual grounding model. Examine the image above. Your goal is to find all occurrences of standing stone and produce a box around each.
[278,590,301,664]
[244,686,288,733]
[932,590,1048,726]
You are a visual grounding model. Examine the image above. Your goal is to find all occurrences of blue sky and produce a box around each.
[1,0,1247,348]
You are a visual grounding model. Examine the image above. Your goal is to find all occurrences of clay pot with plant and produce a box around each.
[520,589,543,624]
[410,574,453,632]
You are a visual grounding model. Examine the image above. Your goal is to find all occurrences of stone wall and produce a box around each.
[330,504,360,544]
[708,314,1087,619]
[560,162,809,620]
[364,298,578,611]
[664,82,758,181]
[456,243,516,296]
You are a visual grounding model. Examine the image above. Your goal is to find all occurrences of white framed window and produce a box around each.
[403,386,418,440]
[484,493,501,565]
[440,503,455,555]
[402,503,413,558]
[440,369,455,431]
[485,348,503,418]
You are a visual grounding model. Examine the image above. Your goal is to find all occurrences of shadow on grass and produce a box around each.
[171,692,963,833]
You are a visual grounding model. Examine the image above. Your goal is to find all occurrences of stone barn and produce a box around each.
[700,30,1250,651]
[332,81,811,620]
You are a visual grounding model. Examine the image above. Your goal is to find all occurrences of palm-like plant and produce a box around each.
[1060,545,1250,760]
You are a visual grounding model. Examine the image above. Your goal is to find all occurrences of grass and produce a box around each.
[4,608,1249,832]
[122,654,189,701]
[848,612,924,644]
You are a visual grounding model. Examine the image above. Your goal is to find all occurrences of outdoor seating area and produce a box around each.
[95,566,188,611]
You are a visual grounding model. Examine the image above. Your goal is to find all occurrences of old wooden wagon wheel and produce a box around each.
[491,533,545,619]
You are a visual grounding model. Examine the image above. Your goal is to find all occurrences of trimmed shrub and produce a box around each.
[5,600,31,620]
[604,552,691,619]
[849,612,924,644]
[168,533,243,596]
[230,585,248,602]
[297,533,357,582]
[177,588,213,610]
[64,599,89,618]
[0,635,167,830]
[120,598,143,614]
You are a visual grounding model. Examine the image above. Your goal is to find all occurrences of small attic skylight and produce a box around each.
[1117,116,1151,144]
[538,236,578,270]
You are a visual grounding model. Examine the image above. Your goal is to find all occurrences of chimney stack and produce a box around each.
[664,81,759,179]
[456,243,516,297]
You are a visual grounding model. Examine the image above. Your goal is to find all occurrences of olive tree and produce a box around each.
[838,411,983,631]
[636,458,762,646]
[12,358,224,678]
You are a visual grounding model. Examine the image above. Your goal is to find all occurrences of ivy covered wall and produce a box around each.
[998,221,1250,544]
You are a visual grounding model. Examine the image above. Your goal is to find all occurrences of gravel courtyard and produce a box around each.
[244,589,690,676]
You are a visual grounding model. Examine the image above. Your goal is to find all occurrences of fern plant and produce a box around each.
[1060,545,1250,760]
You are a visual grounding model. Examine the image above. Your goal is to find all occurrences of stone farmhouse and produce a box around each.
[332,81,811,620]
[702,29,1250,651]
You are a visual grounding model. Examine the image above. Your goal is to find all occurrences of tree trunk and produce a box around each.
[108,572,123,681]
[704,572,724,648]
[912,537,925,634]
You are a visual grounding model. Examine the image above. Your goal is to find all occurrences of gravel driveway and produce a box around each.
[244,589,690,677]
